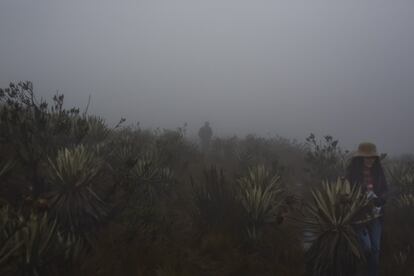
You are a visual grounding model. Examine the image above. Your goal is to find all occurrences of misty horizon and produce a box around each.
[1,0,414,156]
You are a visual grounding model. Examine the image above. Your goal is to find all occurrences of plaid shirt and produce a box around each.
[362,167,375,193]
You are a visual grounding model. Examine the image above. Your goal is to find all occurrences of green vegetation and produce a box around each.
[302,179,376,276]
[0,81,413,275]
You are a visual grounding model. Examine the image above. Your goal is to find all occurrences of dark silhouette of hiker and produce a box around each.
[198,121,213,153]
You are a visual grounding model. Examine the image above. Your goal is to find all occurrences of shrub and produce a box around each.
[303,179,377,276]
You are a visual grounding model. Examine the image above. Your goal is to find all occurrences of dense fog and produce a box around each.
[1,0,414,155]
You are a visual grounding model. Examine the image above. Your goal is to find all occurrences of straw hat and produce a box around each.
[353,142,379,158]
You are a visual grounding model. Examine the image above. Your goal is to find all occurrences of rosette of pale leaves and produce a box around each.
[237,165,285,240]
[0,162,20,268]
[129,156,174,200]
[106,134,148,170]
[389,193,414,272]
[81,115,110,144]
[131,159,172,184]
[1,211,61,276]
[47,145,108,234]
[14,214,59,276]
[120,154,174,228]
[395,193,414,208]
[303,179,376,276]
[191,166,236,229]
[0,206,23,271]
[388,161,414,194]
[0,161,19,267]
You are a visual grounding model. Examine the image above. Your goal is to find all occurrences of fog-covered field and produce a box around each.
[1,83,413,275]
[2,2,414,275]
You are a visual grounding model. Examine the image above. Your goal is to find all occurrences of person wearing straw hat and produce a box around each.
[346,142,388,276]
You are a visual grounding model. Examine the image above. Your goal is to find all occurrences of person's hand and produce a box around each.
[373,197,386,207]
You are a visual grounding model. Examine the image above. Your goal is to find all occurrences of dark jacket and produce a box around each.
[346,168,389,207]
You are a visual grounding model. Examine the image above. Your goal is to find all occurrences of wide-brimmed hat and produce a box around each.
[352,142,379,158]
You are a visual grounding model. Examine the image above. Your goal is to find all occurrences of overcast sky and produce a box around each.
[1,0,413,155]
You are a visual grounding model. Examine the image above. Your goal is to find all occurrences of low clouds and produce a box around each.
[1,0,413,155]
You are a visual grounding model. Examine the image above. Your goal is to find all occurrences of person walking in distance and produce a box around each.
[346,142,388,276]
[198,121,213,153]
